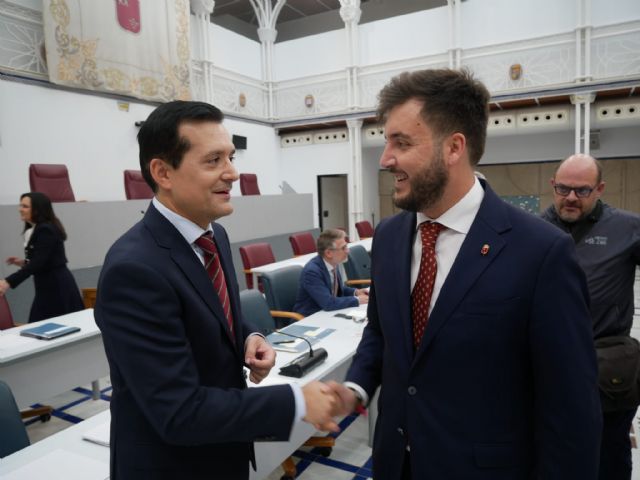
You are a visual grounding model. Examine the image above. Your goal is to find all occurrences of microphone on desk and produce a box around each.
[275,330,328,378]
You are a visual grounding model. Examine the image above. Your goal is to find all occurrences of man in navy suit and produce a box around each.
[293,228,368,317]
[95,101,338,480]
[329,69,602,479]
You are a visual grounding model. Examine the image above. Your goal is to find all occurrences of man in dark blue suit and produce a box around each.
[95,101,338,480]
[329,69,602,479]
[293,228,368,317]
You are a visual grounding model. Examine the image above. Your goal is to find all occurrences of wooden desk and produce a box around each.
[0,309,108,408]
[0,306,367,480]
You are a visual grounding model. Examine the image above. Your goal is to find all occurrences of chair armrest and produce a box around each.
[345,279,371,286]
[270,310,304,321]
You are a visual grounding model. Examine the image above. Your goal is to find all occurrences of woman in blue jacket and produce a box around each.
[0,192,84,322]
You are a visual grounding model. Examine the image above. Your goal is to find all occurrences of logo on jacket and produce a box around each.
[584,236,607,246]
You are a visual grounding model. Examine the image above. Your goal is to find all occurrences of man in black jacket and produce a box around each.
[542,153,640,480]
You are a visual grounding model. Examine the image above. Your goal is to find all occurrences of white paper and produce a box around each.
[82,421,110,447]
[3,449,108,480]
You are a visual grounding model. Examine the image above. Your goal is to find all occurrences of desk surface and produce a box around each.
[0,309,108,408]
[0,306,367,480]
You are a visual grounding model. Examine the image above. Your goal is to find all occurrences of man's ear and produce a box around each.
[595,181,606,198]
[443,132,466,167]
[149,158,172,191]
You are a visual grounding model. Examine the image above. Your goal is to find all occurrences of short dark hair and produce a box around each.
[21,192,67,240]
[138,101,224,192]
[377,68,490,166]
[317,228,346,256]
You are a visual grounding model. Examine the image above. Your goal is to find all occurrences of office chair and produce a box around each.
[344,245,371,287]
[289,232,316,256]
[28,164,76,202]
[82,288,97,309]
[0,380,31,458]
[239,173,260,196]
[261,266,303,316]
[239,243,276,290]
[355,220,374,239]
[123,169,154,200]
[0,297,53,423]
[238,289,332,480]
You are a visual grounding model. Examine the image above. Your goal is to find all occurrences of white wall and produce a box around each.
[279,141,351,227]
[224,117,282,195]
[0,79,282,205]
[359,8,449,66]
[274,30,346,81]
[461,0,576,48]
[591,0,640,27]
[209,24,262,79]
[0,79,154,204]
[362,147,382,226]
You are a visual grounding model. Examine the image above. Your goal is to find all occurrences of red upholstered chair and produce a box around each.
[239,173,260,196]
[124,170,154,200]
[289,232,316,257]
[239,242,275,290]
[28,164,75,202]
[0,297,53,422]
[355,220,374,239]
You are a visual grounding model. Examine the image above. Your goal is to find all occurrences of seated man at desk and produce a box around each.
[294,229,368,317]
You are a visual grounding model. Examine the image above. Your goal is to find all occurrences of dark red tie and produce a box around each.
[411,222,445,349]
[195,233,233,333]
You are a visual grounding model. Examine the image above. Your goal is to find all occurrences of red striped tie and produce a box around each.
[195,233,234,333]
[411,222,445,349]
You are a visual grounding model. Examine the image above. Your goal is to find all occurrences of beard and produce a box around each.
[393,148,449,212]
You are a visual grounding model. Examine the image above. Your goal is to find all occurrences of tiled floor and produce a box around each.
[22,269,640,479]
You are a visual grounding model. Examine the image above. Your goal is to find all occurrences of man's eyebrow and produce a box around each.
[387,132,411,141]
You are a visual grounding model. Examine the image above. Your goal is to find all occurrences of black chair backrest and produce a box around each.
[239,289,276,336]
[345,245,371,280]
[0,380,30,458]
[261,266,303,312]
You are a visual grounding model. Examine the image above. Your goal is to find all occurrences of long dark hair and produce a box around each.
[21,192,67,240]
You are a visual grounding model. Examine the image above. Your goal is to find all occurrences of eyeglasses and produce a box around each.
[553,184,596,198]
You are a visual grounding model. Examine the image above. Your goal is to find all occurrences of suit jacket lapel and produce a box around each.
[415,184,511,360]
[144,205,239,352]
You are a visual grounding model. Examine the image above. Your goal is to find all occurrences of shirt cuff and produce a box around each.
[290,383,306,430]
[244,332,265,351]
[343,381,369,406]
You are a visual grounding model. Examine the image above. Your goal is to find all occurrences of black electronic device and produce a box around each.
[232,134,247,150]
[277,330,328,378]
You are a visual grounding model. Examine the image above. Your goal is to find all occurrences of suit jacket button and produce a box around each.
[408,386,417,395]
[397,427,404,436]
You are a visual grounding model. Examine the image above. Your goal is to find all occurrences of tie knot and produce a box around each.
[419,222,445,246]
[195,232,217,255]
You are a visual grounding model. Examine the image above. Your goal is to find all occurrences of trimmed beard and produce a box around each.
[393,147,448,212]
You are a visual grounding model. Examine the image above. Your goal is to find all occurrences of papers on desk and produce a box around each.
[3,449,108,480]
[82,421,110,447]
[267,324,335,353]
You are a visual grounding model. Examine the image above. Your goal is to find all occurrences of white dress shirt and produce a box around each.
[152,198,306,424]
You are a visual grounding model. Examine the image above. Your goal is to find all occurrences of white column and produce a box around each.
[571,92,595,154]
[258,26,278,119]
[190,0,215,102]
[346,119,364,240]
[447,0,461,69]
[340,1,362,110]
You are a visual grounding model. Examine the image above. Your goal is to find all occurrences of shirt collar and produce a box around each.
[415,176,484,234]
[152,197,213,245]
[322,258,335,273]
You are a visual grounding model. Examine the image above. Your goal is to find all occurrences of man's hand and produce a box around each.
[355,289,369,305]
[302,381,340,432]
[244,335,276,384]
[326,381,359,416]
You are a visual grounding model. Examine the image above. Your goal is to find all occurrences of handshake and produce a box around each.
[301,380,361,432]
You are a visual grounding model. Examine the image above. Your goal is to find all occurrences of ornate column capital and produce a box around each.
[339,0,361,24]
[257,26,278,44]
[346,118,363,130]
[190,0,215,17]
